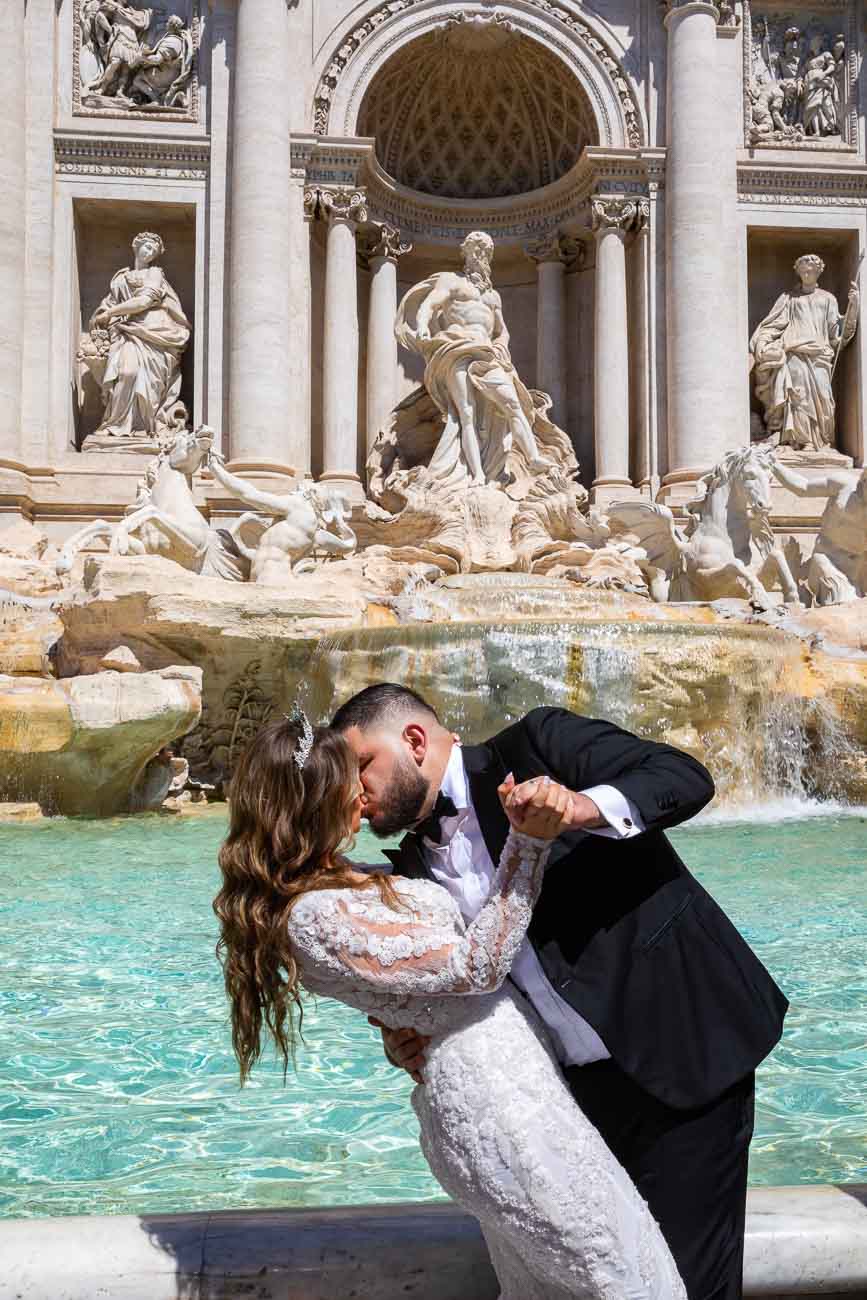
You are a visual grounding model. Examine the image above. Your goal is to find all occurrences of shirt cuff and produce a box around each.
[578,785,645,838]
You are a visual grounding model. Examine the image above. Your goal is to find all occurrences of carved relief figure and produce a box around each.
[79,232,191,450]
[771,461,867,605]
[128,16,194,109]
[80,2,194,111]
[82,1,152,100]
[750,255,859,453]
[748,16,847,143]
[395,231,551,488]
[801,31,839,137]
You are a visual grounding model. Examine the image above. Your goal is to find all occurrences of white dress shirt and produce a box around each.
[421,743,645,1067]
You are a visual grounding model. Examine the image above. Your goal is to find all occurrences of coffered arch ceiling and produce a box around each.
[356,19,599,201]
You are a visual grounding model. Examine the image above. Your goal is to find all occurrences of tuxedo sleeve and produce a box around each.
[521,707,714,832]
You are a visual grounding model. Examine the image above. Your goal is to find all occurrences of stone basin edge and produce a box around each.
[1,1185,866,1299]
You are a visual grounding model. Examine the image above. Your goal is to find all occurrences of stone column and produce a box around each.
[21,0,57,466]
[0,1,26,462]
[314,187,367,497]
[632,199,654,492]
[592,198,635,504]
[525,232,570,425]
[361,224,412,458]
[663,1,741,501]
[228,0,293,471]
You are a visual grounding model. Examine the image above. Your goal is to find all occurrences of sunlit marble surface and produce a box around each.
[1,1190,867,1299]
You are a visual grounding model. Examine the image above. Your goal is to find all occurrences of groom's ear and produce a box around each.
[403,722,428,766]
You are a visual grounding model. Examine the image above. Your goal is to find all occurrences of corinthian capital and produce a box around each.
[303,186,369,227]
[360,223,413,265]
[591,197,639,235]
[524,231,578,265]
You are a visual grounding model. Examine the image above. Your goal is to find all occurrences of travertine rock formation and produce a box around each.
[0,665,202,816]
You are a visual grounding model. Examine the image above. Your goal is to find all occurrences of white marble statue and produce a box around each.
[208,452,357,584]
[57,428,245,580]
[750,254,858,454]
[79,232,191,452]
[395,231,551,488]
[609,444,800,608]
[81,3,194,111]
[771,459,867,605]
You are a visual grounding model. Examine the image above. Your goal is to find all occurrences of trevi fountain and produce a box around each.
[1,2,867,1297]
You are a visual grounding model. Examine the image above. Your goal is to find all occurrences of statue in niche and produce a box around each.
[770,460,867,606]
[749,254,859,454]
[395,231,553,489]
[80,2,194,112]
[78,232,191,452]
[748,17,847,143]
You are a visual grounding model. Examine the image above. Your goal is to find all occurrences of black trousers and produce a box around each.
[565,1060,755,1300]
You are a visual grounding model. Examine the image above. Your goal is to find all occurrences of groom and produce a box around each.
[331,684,788,1300]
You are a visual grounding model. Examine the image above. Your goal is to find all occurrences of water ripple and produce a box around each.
[0,812,865,1218]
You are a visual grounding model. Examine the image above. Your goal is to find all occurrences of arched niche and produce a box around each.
[314,2,645,161]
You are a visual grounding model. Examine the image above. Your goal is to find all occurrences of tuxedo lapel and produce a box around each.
[462,742,509,870]
[382,833,429,880]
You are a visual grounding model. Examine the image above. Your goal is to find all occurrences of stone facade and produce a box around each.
[1,0,866,540]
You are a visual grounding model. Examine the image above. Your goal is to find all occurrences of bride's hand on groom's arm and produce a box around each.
[498,773,589,840]
[501,769,603,832]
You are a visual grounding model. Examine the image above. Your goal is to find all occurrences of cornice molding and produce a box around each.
[737,160,867,206]
[54,132,210,180]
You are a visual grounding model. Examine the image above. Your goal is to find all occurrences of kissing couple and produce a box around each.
[215,684,788,1299]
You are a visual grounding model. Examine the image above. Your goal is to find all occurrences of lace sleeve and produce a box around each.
[289,829,550,997]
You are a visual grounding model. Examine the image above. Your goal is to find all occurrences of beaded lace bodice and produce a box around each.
[288,828,549,1036]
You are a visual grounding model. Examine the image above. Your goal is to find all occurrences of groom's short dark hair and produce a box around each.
[331,683,440,732]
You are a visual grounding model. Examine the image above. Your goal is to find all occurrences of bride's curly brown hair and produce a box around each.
[214,716,403,1083]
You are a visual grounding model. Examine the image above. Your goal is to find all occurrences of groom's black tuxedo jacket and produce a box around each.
[386,707,788,1110]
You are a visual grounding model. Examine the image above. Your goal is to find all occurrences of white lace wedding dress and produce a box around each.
[288,829,686,1300]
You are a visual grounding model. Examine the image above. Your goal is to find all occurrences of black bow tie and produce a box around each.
[415,791,459,845]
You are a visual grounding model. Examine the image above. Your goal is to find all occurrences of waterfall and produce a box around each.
[293,618,863,811]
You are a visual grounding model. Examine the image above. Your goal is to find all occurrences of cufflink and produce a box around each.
[623,818,633,828]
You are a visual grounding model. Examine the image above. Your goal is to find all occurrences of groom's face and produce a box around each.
[341,724,430,838]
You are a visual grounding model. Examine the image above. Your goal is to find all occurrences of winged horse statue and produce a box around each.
[56,427,245,579]
[608,444,800,608]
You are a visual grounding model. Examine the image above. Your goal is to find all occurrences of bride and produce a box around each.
[214,713,686,1300]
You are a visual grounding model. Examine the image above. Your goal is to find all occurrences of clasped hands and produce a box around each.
[371,773,601,1083]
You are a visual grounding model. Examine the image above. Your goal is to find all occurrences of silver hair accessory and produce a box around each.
[286,703,314,770]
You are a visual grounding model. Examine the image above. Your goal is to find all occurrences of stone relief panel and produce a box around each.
[743,1,858,148]
[74,0,199,121]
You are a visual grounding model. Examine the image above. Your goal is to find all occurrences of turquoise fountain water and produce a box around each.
[1,809,866,1220]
